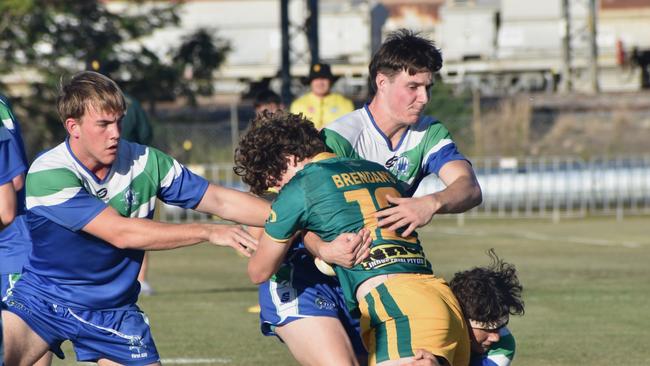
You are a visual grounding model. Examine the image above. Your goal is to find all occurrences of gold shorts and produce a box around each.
[359,274,470,366]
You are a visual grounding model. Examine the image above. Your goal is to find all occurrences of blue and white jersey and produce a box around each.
[0,94,31,274]
[321,105,468,196]
[16,139,209,309]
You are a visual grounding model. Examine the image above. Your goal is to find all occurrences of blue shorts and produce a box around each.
[258,249,366,356]
[2,289,160,365]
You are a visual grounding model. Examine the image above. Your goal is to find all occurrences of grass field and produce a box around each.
[51,216,650,365]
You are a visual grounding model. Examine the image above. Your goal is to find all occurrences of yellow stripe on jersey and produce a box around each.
[263,232,293,243]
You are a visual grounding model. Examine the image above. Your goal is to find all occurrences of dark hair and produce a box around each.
[449,249,524,326]
[234,111,326,194]
[253,89,282,108]
[368,29,442,96]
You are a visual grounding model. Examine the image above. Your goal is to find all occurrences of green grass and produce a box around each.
[51,216,650,365]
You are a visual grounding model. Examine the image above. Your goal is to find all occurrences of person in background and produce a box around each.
[290,62,354,130]
[254,89,284,115]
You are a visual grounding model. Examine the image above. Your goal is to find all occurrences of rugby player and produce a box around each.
[236,111,471,366]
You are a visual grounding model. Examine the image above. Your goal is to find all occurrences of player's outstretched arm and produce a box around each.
[303,230,372,268]
[195,184,270,227]
[84,205,257,252]
[248,234,292,284]
[376,160,482,236]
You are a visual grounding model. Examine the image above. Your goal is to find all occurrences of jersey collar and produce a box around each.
[363,104,410,152]
[311,152,337,162]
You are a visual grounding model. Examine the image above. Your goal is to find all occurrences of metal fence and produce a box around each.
[159,155,650,223]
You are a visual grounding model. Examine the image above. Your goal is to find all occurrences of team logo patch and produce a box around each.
[361,244,427,270]
[96,188,108,199]
[314,294,336,310]
[122,188,140,211]
[129,336,149,359]
[385,155,411,176]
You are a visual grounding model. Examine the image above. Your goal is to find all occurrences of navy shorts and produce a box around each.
[2,289,160,365]
[258,250,366,356]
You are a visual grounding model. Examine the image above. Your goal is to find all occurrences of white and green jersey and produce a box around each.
[321,105,467,196]
[471,327,516,366]
[16,139,209,309]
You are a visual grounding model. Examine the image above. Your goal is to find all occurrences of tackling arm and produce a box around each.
[84,205,257,256]
[195,184,270,227]
[376,160,482,236]
[248,234,292,284]
[303,230,371,268]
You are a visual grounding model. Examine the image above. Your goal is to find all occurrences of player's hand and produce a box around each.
[403,349,443,366]
[208,224,259,257]
[374,195,439,237]
[318,228,372,268]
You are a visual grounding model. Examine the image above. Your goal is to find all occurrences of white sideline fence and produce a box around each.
[159,155,650,223]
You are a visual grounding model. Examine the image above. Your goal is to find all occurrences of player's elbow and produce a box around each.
[110,236,132,250]
[0,210,16,228]
[471,184,483,208]
[248,261,272,285]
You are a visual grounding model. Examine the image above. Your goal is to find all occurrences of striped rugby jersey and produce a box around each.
[265,153,432,312]
[0,95,31,274]
[321,105,467,196]
[16,139,208,309]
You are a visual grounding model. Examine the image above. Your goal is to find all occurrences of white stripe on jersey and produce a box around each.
[26,186,82,209]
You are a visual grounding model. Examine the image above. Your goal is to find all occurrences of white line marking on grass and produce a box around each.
[431,227,642,248]
[161,358,231,364]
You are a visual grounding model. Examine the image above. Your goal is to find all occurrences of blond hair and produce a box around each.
[57,71,126,124]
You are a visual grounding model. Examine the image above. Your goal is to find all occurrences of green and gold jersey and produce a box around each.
[264,152,433,311]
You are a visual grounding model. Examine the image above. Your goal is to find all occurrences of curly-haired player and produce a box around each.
[450,250,525,366]
[236,111,470,366]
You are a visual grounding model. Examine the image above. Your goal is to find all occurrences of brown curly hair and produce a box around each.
[449,249,524,326]
[234,111,326,194]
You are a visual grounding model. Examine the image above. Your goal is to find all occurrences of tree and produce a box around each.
[0,1,229,158]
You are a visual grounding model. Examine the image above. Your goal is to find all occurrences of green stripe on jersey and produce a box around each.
[149,147,176,186]
[26,168,81,197]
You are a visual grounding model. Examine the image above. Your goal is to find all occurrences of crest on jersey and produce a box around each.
[385,155,410,176]
[122,188,139,211]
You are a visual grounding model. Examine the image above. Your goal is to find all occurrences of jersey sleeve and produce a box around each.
[0,101,27,184]
[150,148,209,209]
[421,121,468,176]
[25,167,107,232]
[320,128,359,158]
[264,180,307,242]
